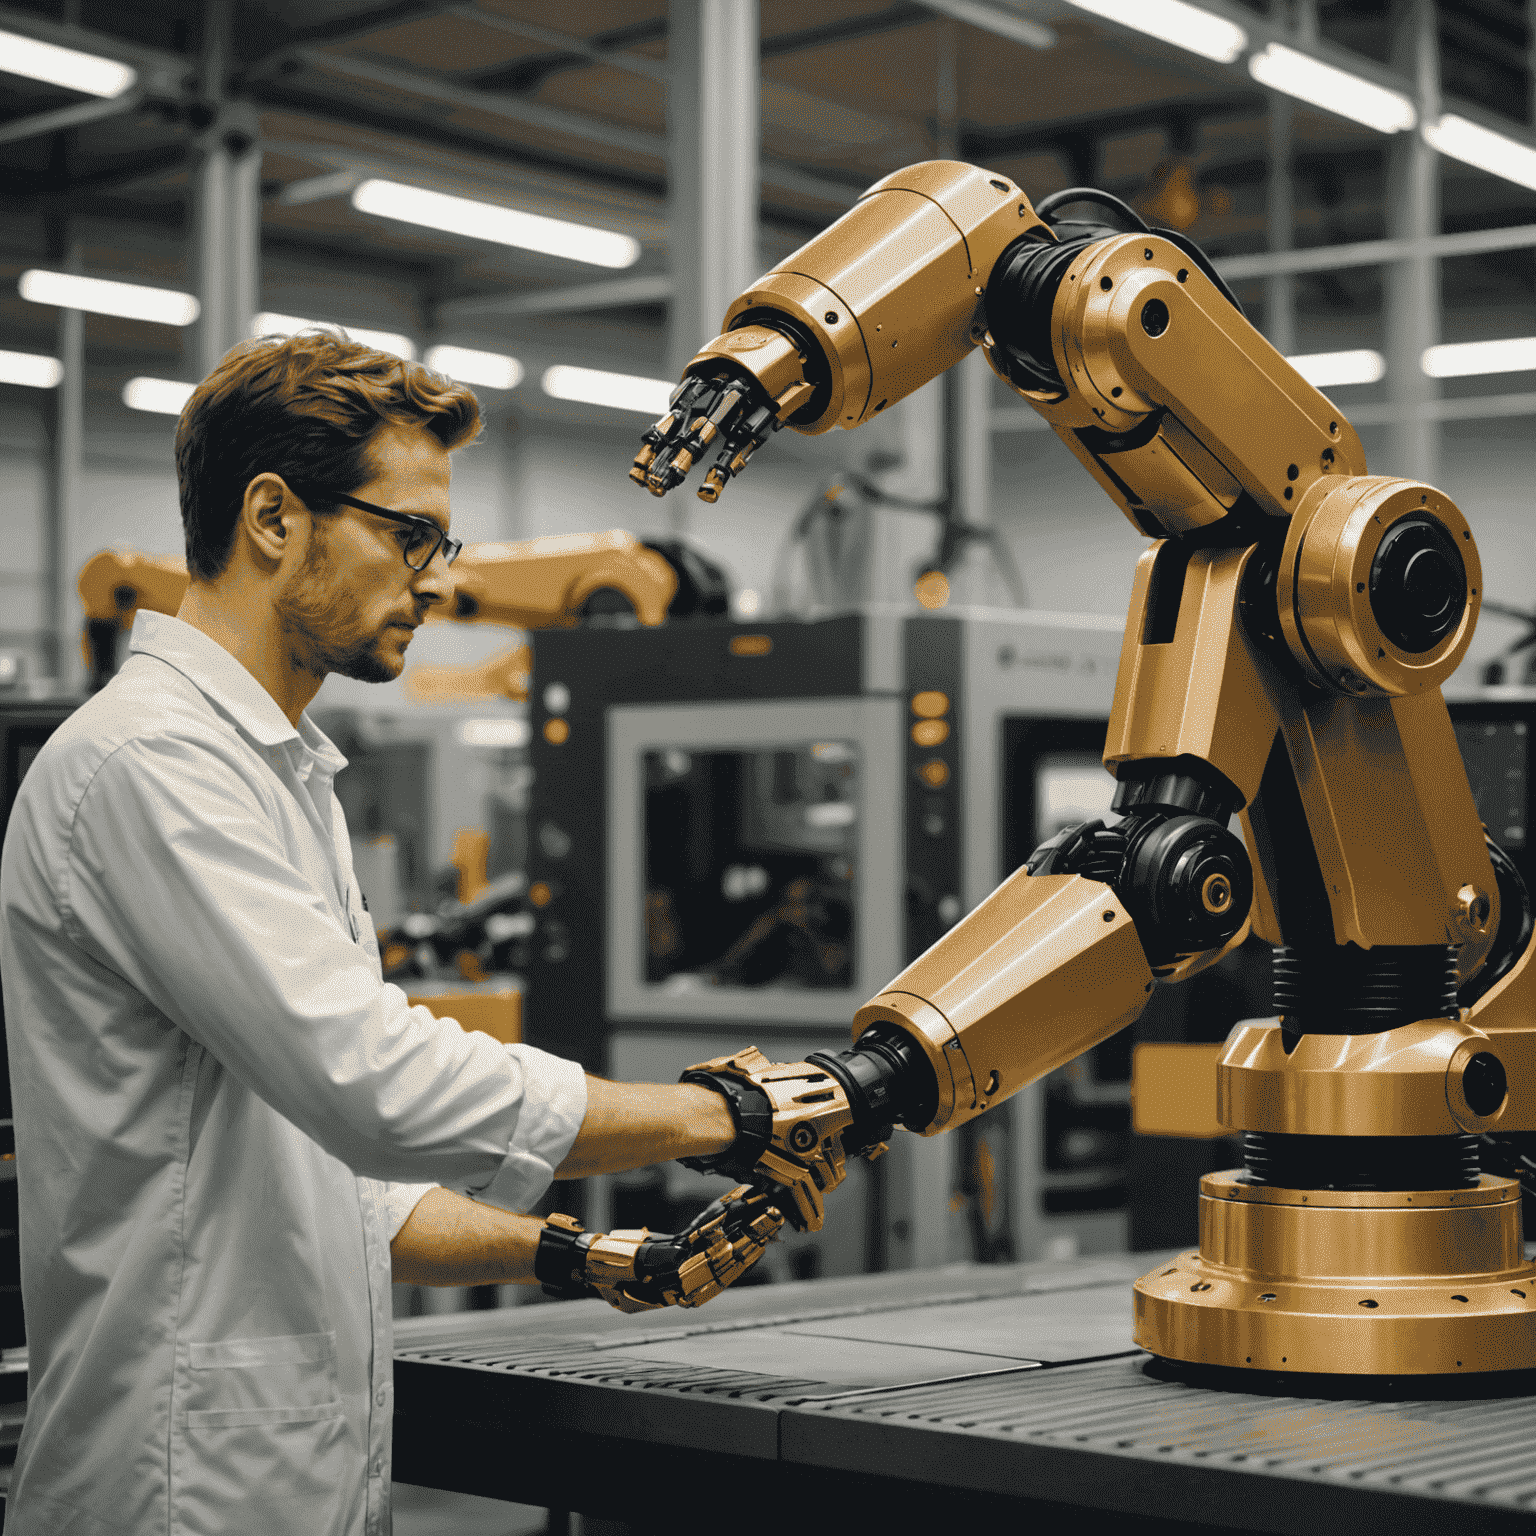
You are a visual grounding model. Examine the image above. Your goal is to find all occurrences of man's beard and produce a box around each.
[276,536,401,685]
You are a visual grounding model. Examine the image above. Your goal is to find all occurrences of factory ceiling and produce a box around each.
[1,0,1534,361]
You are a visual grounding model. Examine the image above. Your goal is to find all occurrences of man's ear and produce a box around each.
[240,474,297,567]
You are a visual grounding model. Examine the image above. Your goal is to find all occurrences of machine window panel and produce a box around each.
[643,741,858,992]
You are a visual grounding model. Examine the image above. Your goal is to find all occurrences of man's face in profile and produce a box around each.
[277,423,455,685]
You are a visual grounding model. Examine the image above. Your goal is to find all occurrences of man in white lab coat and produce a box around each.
[0,330,739,1535]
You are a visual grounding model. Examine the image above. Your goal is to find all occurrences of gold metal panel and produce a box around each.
[722,160,1045,433]
[1198,1173,1524,1278]
[1466,910,1536,1132]
[1131,1042,1225,1138]
[1104,544,1282,806]
[1218,1019,1486,1137]
[1280,689,1497,948]
[1052,234,1368,515]
[1278,475,1481,696]
[1134,1243,1536,1376]
[853,872,1154,1133]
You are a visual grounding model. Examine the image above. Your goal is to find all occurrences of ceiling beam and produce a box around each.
[446,7,666,83]
[268,47,859,207]
[1214,220,1536,281]
[0,88,148,149]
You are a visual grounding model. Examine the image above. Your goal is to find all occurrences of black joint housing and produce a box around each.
[1112,756,1242,822]
[809,1025,937,1143]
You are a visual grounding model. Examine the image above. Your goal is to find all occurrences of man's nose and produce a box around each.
[411,548,454,606]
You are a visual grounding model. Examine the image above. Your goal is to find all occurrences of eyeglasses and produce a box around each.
[288,482,462,572]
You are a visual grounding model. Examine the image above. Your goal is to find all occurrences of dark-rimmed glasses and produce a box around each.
[288,482,462,572]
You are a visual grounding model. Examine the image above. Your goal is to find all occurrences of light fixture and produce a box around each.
[0,26,136,97]
[1422,337,1536,379]
[541,365,673,416]
[1248,43,1417,134]
[19,270,199,327]
[0,350,63,389]
[1064,0,1246,64]
[424,345,523,390]
[352,179,640,270]
[1423,114,1536,193]
[253,313,415,360]
[1286,349,1386,388]
[456,718,532,750]
[123,378,195,415]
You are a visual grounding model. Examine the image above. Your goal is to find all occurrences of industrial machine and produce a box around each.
[519,606,1147,1276]
[530,160,1536,1385]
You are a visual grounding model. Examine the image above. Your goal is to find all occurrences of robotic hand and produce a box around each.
[533,1185,784,1314]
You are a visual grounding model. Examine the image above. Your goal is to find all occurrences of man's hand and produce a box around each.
[679,1047,872,1231]
[533,1186,784,1313]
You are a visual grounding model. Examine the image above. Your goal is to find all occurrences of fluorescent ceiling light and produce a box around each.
[352,179,640,270]
[1064,0,1246,63]
[1287,349,1385,388]
[1249,43,1416,134]
[253,312,415,360]
[19,269,199,326]
[425,344,523,390]
[123,377,195,415]
[541,365,672,416]
[1423,337,1536,379]
[0,350,63,389]
[0,27,136,97]
[916,1,1055,51]
[1424,113,1536,192]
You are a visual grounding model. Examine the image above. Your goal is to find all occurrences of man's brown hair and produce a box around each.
[175,329,481,580]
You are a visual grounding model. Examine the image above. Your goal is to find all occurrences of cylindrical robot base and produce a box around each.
[1133,1171,1536,1376]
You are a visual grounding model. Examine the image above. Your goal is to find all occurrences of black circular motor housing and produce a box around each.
[1463,1051,1509,1117]
[1369,515,1467,652]
[1122,813,1252,961]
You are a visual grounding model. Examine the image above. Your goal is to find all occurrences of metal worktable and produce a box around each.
[392,1254,1536,1534]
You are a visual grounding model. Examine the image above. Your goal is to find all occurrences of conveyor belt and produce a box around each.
[392,1254,1536,1534]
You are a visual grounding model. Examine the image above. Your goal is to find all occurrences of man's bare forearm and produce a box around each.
[390,1186,544,1285]
[553,1077,734,1179]
[391,1078,737,1285]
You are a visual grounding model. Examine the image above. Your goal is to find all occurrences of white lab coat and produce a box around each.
[0,612,587,1535]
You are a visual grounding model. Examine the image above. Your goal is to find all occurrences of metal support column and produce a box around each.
[1385,0,1441,485]
[665,0,759,378]
[1264,94,1296,356]
[41,239,82,688]
[191,0,261,379]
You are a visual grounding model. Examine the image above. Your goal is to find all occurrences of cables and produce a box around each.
[1032,186,1247,318]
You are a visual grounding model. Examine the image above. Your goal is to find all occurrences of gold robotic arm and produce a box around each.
[631,163,1536,1366]
[428,530,676,630]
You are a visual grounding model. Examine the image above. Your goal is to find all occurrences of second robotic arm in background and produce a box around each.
[76,529,678,692]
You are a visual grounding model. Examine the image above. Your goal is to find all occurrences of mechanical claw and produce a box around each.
[533,1185,785,1313]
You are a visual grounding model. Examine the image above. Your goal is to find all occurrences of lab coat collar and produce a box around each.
[128,610,346,774]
